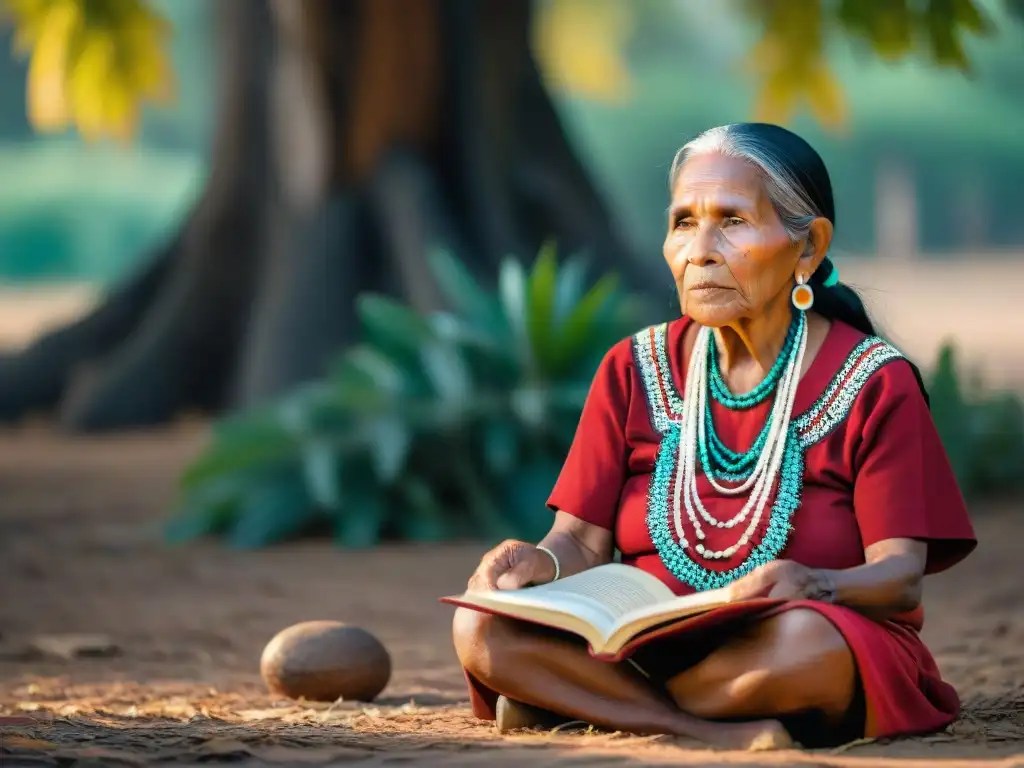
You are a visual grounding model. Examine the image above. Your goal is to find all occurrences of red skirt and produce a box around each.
[463,600,959,741]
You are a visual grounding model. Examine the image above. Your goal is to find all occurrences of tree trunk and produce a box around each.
[0,0,657,431]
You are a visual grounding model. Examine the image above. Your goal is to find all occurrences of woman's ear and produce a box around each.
[798,217,834,276]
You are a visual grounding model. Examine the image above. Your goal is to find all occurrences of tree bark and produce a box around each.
[0,0,656,431]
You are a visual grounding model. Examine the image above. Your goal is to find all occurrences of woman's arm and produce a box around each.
[814,538,926,620]
[728,538,927,622]
[537,511,616,579]
[467,512,615,591]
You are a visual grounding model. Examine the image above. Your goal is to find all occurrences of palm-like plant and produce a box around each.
[167,246,643,548]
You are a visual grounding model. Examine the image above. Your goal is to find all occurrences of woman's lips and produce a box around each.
[690,282,730,293]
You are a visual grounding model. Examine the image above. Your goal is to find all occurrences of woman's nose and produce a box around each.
[686,225,724,267]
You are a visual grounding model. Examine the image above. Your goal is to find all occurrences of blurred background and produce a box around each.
[0,3,1023,743]
[0,3,1019,761]
[2,0,1024,548]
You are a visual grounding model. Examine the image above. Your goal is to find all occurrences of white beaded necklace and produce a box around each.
[672,320,809,560]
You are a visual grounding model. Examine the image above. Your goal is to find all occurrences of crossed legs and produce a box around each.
[453,606,859,749]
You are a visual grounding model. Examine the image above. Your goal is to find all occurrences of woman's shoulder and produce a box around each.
[795,320,925,448]
[819,320,920,394]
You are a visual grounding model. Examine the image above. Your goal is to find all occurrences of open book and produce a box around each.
[440,563,780,660]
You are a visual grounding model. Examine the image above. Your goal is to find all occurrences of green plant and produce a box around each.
[166,244,643,548]
[928,341,1024,498]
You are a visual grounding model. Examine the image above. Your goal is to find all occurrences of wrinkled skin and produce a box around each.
[453,153,928,749]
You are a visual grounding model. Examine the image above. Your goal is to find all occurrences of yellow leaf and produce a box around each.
[532,0,634,103]
[25,0,82,131]
[101,75,140,144]
[4,0,54,51]
[752,68,801,126]
[806,64,848,130]
[67,28,115,139]
[12,0,175,142]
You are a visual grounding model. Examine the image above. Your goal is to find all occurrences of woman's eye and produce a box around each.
[675,218,695,230]
[726,216,745,227]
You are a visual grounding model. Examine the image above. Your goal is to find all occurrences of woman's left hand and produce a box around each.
[728,559,834,602]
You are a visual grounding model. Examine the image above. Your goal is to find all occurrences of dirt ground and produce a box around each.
[0,424,1021,767]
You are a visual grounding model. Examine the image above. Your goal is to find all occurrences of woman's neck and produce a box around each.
[711,296,794,381]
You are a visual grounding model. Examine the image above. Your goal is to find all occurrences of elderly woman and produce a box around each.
[451,123,976,749]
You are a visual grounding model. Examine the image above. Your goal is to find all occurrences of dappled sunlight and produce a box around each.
[2,429,1023,765]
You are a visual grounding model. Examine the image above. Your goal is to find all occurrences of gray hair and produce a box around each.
[669,124,822,250]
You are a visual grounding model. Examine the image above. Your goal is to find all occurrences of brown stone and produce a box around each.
[259,621,391,703]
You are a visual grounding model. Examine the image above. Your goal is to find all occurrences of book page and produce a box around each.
[467,564,676,637]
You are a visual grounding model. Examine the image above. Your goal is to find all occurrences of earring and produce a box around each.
[791,274,814,311]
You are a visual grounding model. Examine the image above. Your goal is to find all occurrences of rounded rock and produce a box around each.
[260,621,391,703]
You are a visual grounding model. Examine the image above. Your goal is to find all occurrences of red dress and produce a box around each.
[466,317,977,740]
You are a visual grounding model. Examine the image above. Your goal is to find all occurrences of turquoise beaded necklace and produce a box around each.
[708,314,800,410]
[700,313,803,483]
[646,311,808,590]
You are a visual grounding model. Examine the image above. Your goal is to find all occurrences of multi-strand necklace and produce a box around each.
[647,312,808,590]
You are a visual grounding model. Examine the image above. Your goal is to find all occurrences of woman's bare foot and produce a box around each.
[495,695,578,732]
[696,718,793,751]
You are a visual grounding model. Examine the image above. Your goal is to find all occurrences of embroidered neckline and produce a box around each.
[631,322,904,448]
[633,320,905,591]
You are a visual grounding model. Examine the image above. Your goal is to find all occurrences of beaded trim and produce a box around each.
[630,326,906,447]
[630,323,905,590]
[631,324,685,435]
[793,337,905,447]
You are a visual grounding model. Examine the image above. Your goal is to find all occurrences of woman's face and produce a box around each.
[663,152,813,328]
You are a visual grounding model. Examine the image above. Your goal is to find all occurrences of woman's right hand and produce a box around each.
[467,539,557,591]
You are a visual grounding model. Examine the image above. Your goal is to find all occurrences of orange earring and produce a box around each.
[791,274,814,312]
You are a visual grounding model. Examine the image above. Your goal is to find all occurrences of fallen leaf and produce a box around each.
[0,641,42,662]
[0,716,43,726]
[252,744,375,764]
[55,745,141,765]
[30,634,120,660]
[1,735,58,750]
[830,736,876,753]
[235,708,291,721]
[193,737,252,757]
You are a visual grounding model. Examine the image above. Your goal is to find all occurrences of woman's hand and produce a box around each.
[467,539,558,592]
[727,560,835,602]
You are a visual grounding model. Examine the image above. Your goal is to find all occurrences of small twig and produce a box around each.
[318,695,346,722]
[830,736,876,754]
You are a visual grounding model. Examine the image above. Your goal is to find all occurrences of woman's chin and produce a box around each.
[685,304,740,328]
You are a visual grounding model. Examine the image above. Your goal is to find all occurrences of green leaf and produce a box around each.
[428,248,507,336]
[449,455,518,540]
[302,439,343,510]
[429,312,520,383]
[365,416,413,482]
[165,474,248,544]
[357,293,434,360]
[277,382,346,434]
[527,241,560,374]
[929,343,970,486]
[332,494,385,548]
[949,0,993,34]
[181,419,297,492]
[1005,0,1024,23]
[501,460,561,542]
[498,256,531,368]
[418,339,472,405]
[328,354,395,413]
[963,390,1024,494]
[396,478,453,542]
[344,345,412,396]
[482,421,519,475]
[557,274,622,373]
[510,385,548,431]
[553,252,591,327]
[227,474,314,549]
